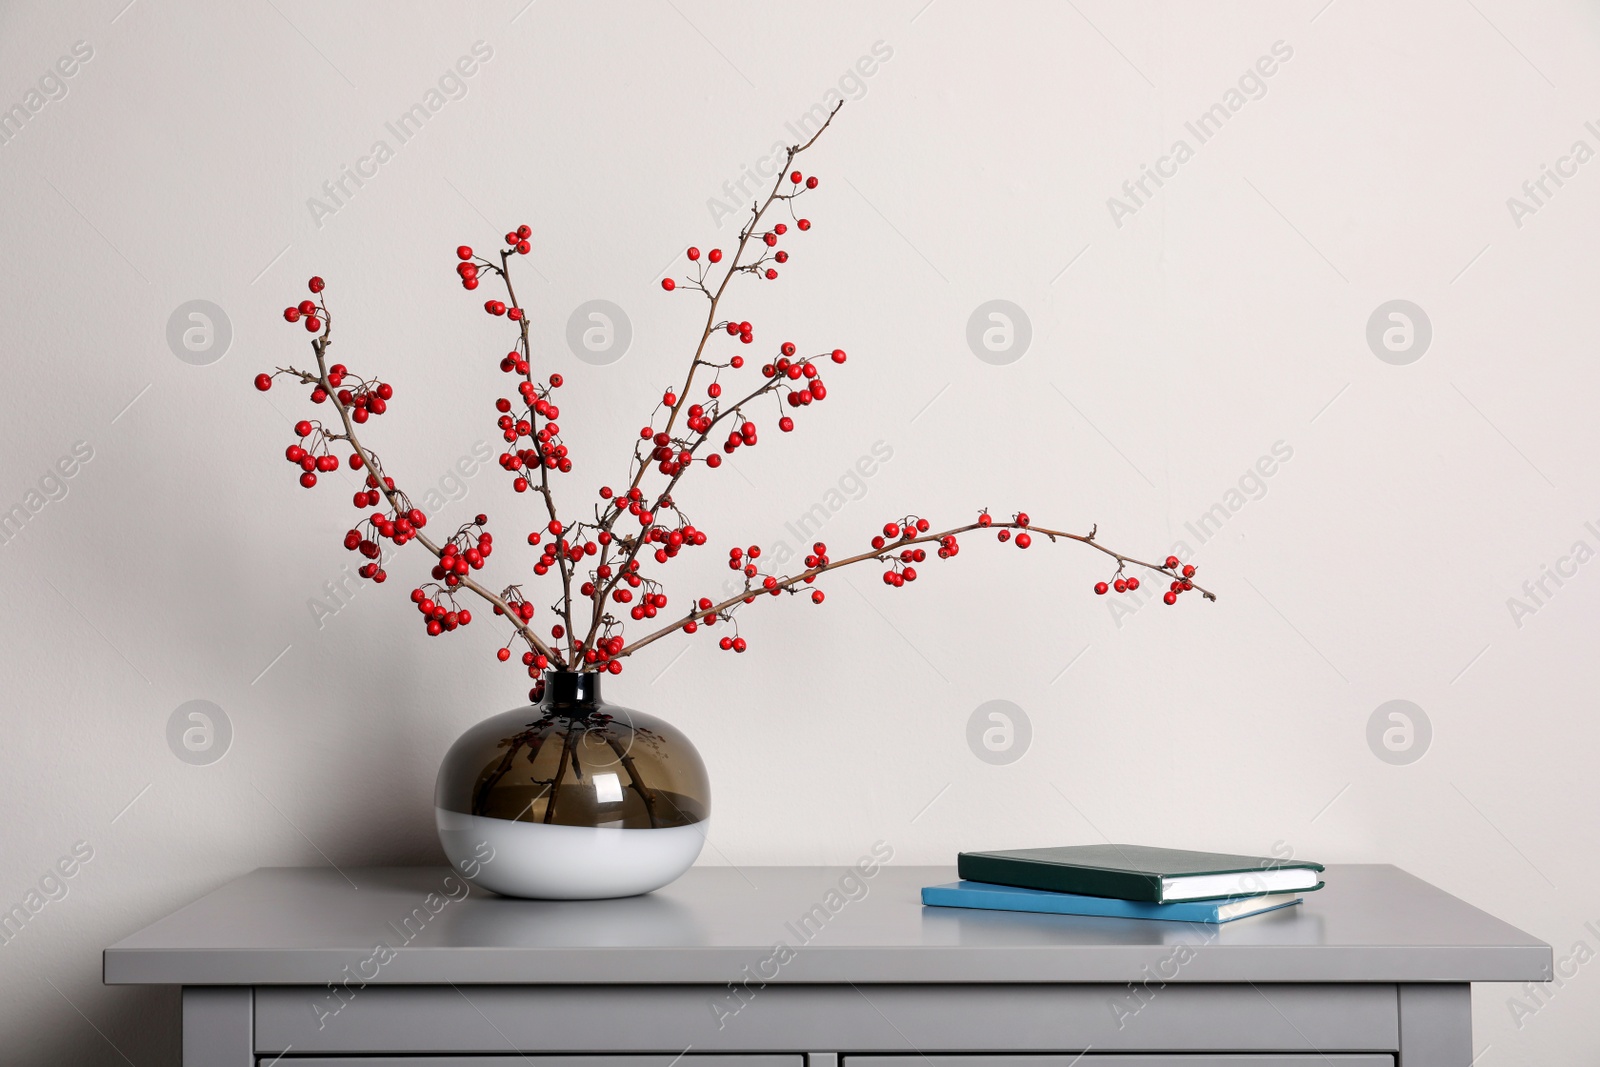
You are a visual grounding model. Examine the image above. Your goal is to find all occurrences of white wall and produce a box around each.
[2,0,1596,1061]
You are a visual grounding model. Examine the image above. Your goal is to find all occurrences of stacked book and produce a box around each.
[922,844,1326,924]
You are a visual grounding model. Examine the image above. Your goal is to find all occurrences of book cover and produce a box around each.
[921,881,1303,923]
[956,844,1326,903]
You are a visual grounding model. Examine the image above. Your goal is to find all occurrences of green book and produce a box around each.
[957,844,1325,903]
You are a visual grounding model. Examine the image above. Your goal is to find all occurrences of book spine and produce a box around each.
[956,855,1164,902]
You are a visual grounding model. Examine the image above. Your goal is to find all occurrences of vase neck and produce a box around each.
[543,670,601,708]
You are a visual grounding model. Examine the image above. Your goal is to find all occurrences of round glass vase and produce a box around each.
[434,670,709,899]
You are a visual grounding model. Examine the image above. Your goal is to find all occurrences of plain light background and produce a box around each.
[3,0,1597,1062]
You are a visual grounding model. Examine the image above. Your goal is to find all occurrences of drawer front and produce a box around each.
[274,1060,802,1067]
[257,984,1397,1056]
[846,1058,1393,1067]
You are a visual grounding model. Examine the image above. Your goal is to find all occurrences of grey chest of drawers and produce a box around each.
[104,863,1549,1066]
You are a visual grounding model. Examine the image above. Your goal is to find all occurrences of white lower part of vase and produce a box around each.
[436,808,707,899]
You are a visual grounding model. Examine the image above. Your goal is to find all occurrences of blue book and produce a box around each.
[921,880,1302,923]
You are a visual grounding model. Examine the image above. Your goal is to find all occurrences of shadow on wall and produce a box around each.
[25,984,177,1067]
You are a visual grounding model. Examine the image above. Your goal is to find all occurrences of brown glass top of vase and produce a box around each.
[434,671,709,831]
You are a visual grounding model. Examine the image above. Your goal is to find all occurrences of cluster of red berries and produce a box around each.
[494,590,537,627]
[496,376,571,488]
[454,226,531,293]
[986,511,1034,548]
[641,423,697,476]
[1091,555,1196,605]
[871,516,931,552]
[427,517,491,589]
[646,518,707,564]
[332,366,393,425]
[340,498,425,583]
[527,518,598,577]
[874,518,932,587]
[723,420,760,455]
[275,277,327,333]
[802,542,831,602]
[723,545,784,602]
[598,484,662,530]
[410,586,472,637]
[283,421,342,489]
[1162,556,1199,605]
[727,543,762,575]
[674,401,724,469]
[1092,575,1142,595]
[564,627,626,673]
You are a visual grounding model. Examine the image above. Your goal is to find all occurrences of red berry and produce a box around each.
[304,316,321,332]
[299,471,317,488]
[456,245,473,260]
[1015,532,1032,549]
[708,249,723,263]
[294,420,312,437]
[254,373,273,391]
[805,177,819,189]
[765,268,778,280]
[308,276,325,292]
[1126,577,1140,591]
[1113,578,1127,593]
[831,348,846,364]
[1163,591,1178,605]
[797,219,811,230]
[1094,582,1109,595]
[789,170,802,183]
[1165,555,1180,569]
[687,246,700,261]
[661,278,676,291]
[1182,564,1196,578]
[497,648,511,662]
[282,307,300,323]
[779,416,794,432]
[517,225,531,239]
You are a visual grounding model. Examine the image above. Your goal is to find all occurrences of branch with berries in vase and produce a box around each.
[251,103,1214,899]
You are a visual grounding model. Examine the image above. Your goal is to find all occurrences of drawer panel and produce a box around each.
[256,984,1398,1055]
[846,1058,1393,1067]
[274,1060,801,1067]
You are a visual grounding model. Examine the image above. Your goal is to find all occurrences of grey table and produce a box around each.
[105,863,1550,1066]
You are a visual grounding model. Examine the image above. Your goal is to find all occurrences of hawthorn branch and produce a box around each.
[283,311,567,669]
[491,248,578,646]
[614,519,1215,662]
[579,101,844,656]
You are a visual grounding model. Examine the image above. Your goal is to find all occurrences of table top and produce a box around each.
[103,863,1550,986]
